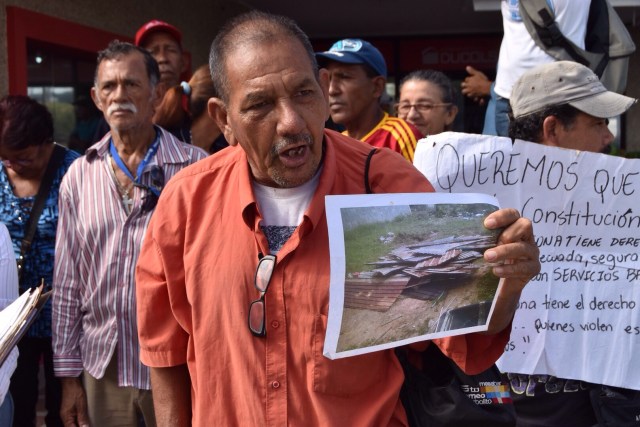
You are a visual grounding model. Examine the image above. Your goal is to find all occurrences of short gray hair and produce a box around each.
[208,11,318,103]
[95,40,160,88]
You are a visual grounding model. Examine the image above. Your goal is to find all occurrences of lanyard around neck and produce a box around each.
[109,133,160,184]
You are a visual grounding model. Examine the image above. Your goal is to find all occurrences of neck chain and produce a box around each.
[108,131,160,215]
[108,155,134,214]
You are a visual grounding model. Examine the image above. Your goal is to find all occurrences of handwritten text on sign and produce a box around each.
[414,132,640,390]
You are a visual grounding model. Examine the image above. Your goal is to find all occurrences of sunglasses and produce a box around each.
[135,165,165,213]
[249,254,276,337]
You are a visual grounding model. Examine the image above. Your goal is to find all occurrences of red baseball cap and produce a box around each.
[135,19,182,47]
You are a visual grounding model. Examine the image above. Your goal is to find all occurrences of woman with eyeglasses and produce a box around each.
[0,95,79,427]
[396,70,459,137]
[154,64,229,154]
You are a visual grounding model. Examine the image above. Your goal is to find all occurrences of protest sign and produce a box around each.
[323,192,502,359]
[414,132,640,390]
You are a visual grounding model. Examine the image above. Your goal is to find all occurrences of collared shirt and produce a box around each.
[136,129,509,425]
[0,146,79,337]
[52,127,206,389]
[344,112,422,162]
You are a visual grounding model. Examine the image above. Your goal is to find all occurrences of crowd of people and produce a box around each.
[0,2,637,426]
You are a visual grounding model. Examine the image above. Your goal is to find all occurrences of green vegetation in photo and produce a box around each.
[343,204,498,274]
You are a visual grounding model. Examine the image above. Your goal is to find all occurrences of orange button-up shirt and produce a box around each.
[136,129,508,426]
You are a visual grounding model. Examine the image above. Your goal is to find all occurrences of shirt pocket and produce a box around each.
[312,313,388,397]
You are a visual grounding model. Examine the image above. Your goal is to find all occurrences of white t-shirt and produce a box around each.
[252,168,321,254]
[494,0,590,99]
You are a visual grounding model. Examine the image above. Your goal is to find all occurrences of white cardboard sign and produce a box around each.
[414,132,640,390]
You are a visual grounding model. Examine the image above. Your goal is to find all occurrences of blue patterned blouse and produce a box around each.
[0,146,79,338]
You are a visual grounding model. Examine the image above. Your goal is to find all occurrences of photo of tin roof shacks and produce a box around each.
[336,203,501,352]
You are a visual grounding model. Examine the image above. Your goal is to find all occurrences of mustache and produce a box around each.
[107,102,138,115]
[272,134,313,155]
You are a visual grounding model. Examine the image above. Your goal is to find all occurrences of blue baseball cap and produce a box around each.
[316,39,387,78]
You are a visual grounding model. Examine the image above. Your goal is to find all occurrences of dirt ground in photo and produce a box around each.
[337,273,492,351]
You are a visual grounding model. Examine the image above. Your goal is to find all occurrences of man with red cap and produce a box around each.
[135,20,188,91]
[135,19,191,143]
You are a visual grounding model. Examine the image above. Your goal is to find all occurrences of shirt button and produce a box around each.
[272,381,280,389]
[271,320,279,329]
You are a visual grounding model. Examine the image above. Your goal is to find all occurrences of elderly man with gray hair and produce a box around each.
[52,40,206,427]
[134,11,542,426]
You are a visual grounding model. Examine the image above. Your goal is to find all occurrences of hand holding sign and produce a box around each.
[483,209,540,335]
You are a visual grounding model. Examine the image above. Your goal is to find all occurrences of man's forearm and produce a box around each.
[150,364,191,427]
[485,278,521,334]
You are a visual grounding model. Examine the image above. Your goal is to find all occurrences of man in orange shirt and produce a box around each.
[135,11,540,426]
[316,39,422,162]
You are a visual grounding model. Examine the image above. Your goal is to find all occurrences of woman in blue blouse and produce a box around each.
[0,96,79,427]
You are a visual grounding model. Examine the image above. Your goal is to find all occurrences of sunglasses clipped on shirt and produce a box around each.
[249,254,277,337]
[135,165,165,214]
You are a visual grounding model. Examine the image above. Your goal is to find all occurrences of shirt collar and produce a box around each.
[85,125,190,167]
[240,129,338,237]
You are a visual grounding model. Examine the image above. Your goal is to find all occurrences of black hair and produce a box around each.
[508,104,581,142]
[0,95,54,150]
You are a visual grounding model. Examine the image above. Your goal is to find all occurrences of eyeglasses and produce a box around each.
[395,102,452,115]
[135,165,165,214]
[249,254,276,337]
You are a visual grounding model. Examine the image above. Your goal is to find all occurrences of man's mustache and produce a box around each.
[107,102,138,115]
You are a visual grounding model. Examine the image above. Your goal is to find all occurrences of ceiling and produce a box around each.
[237,0,640,39]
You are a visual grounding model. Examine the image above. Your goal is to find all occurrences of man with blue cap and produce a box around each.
[317,39,421,162]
